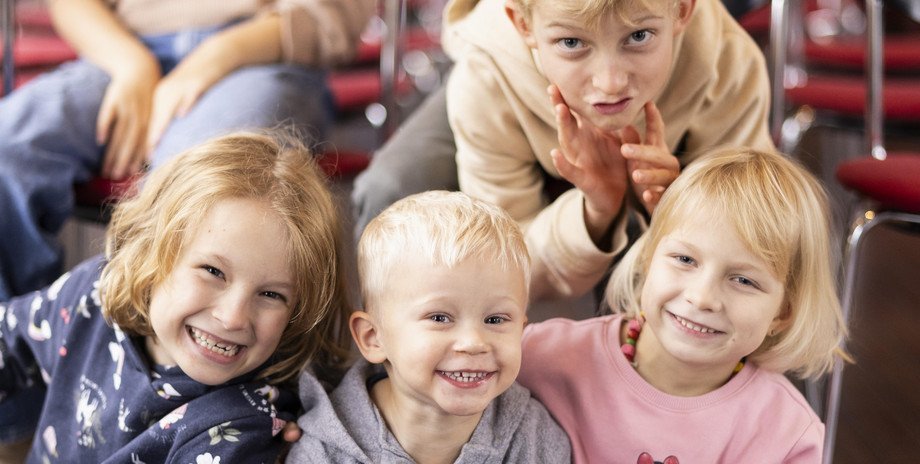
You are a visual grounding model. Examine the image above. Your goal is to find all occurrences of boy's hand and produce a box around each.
[97,62,160,180]
[619,102,680,214]
[548,85,629,247]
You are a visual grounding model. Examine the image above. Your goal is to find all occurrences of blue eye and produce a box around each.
[203,265,225,279]
[484,315,506,325]
[628,29,652,45]
[558,37,583,49]
[430,314,450,323]
[733,276,758,288]
[260,291,288,303]
[675,255,695,265]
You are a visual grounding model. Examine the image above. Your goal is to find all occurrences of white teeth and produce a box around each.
[189,327,240,357]
[673,315,717,334]
[441,371,489,383]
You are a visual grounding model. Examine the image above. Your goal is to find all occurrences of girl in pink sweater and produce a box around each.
[518,147,849,463]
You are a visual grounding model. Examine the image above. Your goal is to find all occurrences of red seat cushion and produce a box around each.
[327,69,380,111]
[805,34,920,72]
[0,35,77,67]
[786,74,920,120]
[74,150,370,208]
[73,176,138,208]
[836,153,920,213]
[317,149,371,177]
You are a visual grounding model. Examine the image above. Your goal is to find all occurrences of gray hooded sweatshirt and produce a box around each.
[286,359,572,463]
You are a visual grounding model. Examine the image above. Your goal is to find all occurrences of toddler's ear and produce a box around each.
[350,310,387,364]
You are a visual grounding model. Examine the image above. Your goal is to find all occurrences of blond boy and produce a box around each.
[287,191,571,463]
[353,0,774,303]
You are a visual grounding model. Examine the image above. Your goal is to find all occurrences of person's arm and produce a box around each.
[275,0,377,67]
[448,54,627,301]
[681,28,775,159]
[144,0,377,152]
[48,0,160,180]
[0,259,102,445]
[144,14,285,151]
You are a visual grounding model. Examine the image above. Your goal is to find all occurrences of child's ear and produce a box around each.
[505,1,538,48]
[672,0,697,35]
[350,310,387,364]
[768,302,793,336]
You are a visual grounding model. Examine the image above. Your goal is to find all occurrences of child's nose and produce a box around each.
[684,274,723,312]
[592,59,629,95]
[454,326,489,355]
[212,292,251,331]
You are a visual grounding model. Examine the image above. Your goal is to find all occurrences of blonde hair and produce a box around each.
[358,191,531,310]
[606,147,848,379]
[511,0,681,29]
[100,131,351,386]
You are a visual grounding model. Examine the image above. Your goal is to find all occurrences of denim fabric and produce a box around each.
[0,27,332,302]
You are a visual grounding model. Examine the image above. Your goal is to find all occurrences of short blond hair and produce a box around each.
[100,132,351,386]
[358,191,530,310]
[511,0,680,28]
[606,147,848,379]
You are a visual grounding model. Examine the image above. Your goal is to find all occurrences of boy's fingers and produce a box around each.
[621,144,679,169]
[619,125,641,145]
[643,101,666,147]
[551,148,579,183]
[555,103,578,152]
[632,167,679,186]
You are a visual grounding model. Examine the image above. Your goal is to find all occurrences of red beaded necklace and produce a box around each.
[620,314,745,374]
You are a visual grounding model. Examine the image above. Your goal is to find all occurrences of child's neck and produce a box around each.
[623,319,739,397]
[371,378,482,464]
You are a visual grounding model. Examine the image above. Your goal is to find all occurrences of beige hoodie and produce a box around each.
[443,0,774,301]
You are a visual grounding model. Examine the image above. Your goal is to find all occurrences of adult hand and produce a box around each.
[548,84,629,246]
[97,62,160,180]
[619,101,680,215]
[145,56,224,154]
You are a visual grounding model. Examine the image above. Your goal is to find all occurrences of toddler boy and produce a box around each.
[287,191,571,463]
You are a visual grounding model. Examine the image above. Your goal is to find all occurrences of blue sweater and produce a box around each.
[0,256,297,463]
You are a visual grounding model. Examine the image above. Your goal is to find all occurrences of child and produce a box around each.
[0,132,352,463]
[287,191,572,463]
[517,148,849,462]
[353,0,775,303]
[0,0,374,301]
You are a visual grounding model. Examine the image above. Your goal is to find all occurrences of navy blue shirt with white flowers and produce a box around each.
[0,256,297,463]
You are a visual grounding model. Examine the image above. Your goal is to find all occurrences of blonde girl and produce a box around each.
[517,147,848,463]
[0,132,350,463]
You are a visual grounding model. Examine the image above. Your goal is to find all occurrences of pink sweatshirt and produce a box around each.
[518,315,823,463]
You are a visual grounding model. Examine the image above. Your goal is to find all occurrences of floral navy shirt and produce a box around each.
[0,256,297,463]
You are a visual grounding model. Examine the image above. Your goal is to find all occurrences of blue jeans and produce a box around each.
[0,27,332,302]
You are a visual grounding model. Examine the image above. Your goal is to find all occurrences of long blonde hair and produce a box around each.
[607,147,848,379]
[100,131,351,386]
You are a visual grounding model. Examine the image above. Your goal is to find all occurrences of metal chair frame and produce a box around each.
[2,0,14,96]
[771,0,901,461]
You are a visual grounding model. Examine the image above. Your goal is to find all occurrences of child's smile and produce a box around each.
[368,254,527,418]
[187,326,243,360]
[145,197,294,386]
[637,210,787,393]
